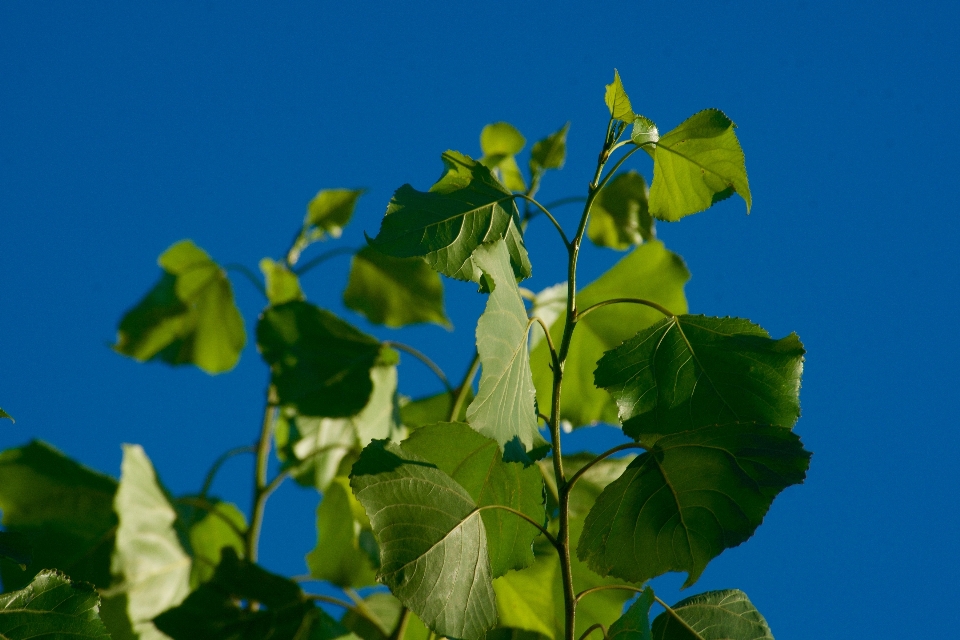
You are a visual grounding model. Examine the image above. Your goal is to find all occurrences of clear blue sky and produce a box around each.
[2,2,958,637]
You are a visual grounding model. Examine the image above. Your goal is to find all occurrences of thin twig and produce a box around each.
[305,594,385,631]
[449,352,480,422]
[515,194,571,249]
[199,445,256,498]
[565,443,646,494]
[476,504,560,550]
[577,623,608,640]
[576,298,675,321]
[176,496,247,540]
[385,341,453,394]
[224,264,267,298]
[294,245,357,276]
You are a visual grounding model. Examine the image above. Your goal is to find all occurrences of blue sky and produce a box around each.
[2,1,959,637]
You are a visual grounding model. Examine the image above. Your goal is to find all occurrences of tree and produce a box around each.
[0,70,808,640]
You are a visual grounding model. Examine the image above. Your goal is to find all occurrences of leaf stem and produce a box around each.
[654,595,707,640]
[542,196,588,210]
[305,594,385,631]
[565,443,646,493]
[293,245,357,276]
[476,505,560,550]
[449,351,480,422]
[515,194,571,249]
[577,298,675,321]
[529,317,560,377]
[224,263,267,299]
[246,400,276,564]
[175,496,247,540]
[199,445,257,498]
[575,584,644,603]
[577,623,608,640]
[389,607,412,640]
[384,341,453,394]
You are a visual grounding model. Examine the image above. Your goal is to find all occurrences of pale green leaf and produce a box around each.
[350,439,497,640]
[647,109,751,220]
[114,240,246,374]
[109,444,191,639]
[187,500,246,589]
[578,423,810,587]
[286,189,364,265]
[467,241,541,451]
[307,476,378,588]
[344,247,450,328]
[0,570,111,639]
[588,171,652,250]
[369,150,531,282]
[257,301,383,417]
[0,440,117,590]
[401,422,545,577]
[259,258,305,306]
[608,587,654,640]
[480,122,527,192]
[530,241,689,427]
[594,315,804,444]
[631,116,660,146]
[527,282,566,352]
[529,123,570,176]
[651,590,773,640]
[605,70,634,123]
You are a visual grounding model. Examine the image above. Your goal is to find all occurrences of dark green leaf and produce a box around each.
[399,389,471,429]
[530,241,689,427]
[529,123,570,176]
[588,171,653,250]
[114,240,246,374]
[0,440,117,590]
[0,570,110,639]
[350,439,497,640]
[651,590,773,640]
[260,258,305,306]
[401,422,544,577]
[0,408,13,422]
[605,70,634,123]
[187,500,246,589]
[368,150,531,282]
[155,548,340,640]
[594,315,804,444]
[466,241,542,451]
[647,110,751,221]
[480,122,527,192]
[344,247,450,328]
[108,444,191,638]
[307,477,378,588]
[257,300,383,417]
[578,423,810,587]
[0,532,31,569]
[608,587,654,640]
[287,189,365,265]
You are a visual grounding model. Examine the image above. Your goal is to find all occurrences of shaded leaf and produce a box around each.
[480,122,527,192]
[114,240,246,374]
[466,241,541,451]
[401,422,545,577]
[186,500,246,589]
[0,570,110,639]
[578,423,810,587]
[260,258,305,306]
[608,587,654,640]
[0,408,12,423]
[0,440,117,590]
[340,592,430,640]
[288,189,364,265]
[368,150,531,282]
[108,444,191,639]
[344,247,450,328]
[530,241,689,427]
[257,300,383,417]
[399,388,471,429]
[651,590,773,640]
[0,531,31,569]
[350,440,497,640]
[307,477,378,588]
[605,70,634,123]
[588,171,652,250]
[647,110,751,221]
[529,123,570,176]
[594,315,804,444]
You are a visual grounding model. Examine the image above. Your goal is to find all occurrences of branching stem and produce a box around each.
[246,401,276,564]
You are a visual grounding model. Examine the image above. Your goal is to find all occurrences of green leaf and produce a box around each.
[608,587,655,640]
[368,150,531,282]
[594,315,805,444]
[651,590,773,640]
[288,189,365,265]
[529,123,570,176]
[350,439,497,640]
[0,570,110,639]
[480,122,527,192]
[108,444,191,639]
[114,240,246,374]
[187,500,246,589]
[538,453,635,521]
[0,531,31,569]
[344,247,451,328]
[340,592,430,640]
[154,548,340,640]
[278,363,401,491]
[587,170,653,250]
[401,422,544,577]
[530,241,689,427]
[631,116,660,147]
[307,476,378,588]
[257,300,383,417]
[647,109,751,221]
[399,388,471,429]
[605,70,634,123]
[260,258,305,306]
[0,407,13,422]
[0,440,117,590]
[577,423,810,587]
[466,241,541,451]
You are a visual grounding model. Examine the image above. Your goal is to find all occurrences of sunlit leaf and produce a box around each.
[530,241,689,427]
[399,388,471,429]
[259,258,304,306]
[114,240,246,374]
[608,587,654,640]
[0,440,117,590]
[350,439,497,640]
[257,300,383,417]
[588,171,652,250]
[631,116,659,147]
[594,315,804,444]
[467,241,541,451]
[480,122,527,192]
[307,476,378,588]
[401,422,544,577]
[288,189,364,265]
[529,123,570,176]
[578,423,810,587]
[605,70,634,123]
[186,500,246,589]
[651,590,773,640]
[108,444,191,639]
[368,150,531,282]
[0,570,110,639]
[647,109,751,220]
[344,247,450,328]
